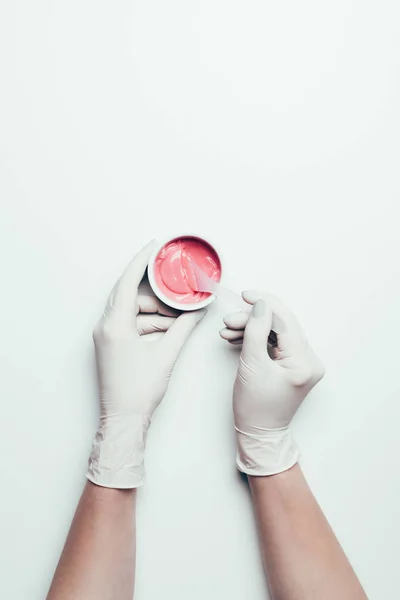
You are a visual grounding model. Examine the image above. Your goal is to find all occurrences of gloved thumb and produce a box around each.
[242,299,273,360]
[162,309,207,364]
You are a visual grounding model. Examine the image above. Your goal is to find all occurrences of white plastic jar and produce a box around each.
[147,234,222,311]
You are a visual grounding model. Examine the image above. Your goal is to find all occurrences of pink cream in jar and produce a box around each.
[148,236,222,310]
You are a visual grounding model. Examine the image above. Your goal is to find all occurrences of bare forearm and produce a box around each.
[249,465,367,600]
[47,482,136,600]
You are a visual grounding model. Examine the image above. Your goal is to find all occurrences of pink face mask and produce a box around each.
[153,237,221,305]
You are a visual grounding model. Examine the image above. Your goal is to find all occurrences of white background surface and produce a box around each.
[1,1,400,598]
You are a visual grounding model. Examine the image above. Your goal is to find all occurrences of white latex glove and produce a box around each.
[87,241,207,489]
[220,290,325,476]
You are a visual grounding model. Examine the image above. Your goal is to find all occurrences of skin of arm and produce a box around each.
[249,465,368,600]
[46,241,206,600]
[47,483,136,600]
[220,290,368,600]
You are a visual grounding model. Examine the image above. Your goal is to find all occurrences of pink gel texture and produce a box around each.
[154,237,221,304]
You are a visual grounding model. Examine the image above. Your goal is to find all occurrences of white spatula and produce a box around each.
[190,259,246,309]
[190,260,279,345]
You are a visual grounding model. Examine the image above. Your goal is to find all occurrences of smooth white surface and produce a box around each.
[0,2,399,598]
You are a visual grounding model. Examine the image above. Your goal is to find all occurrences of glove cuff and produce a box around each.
[235,426,299,476]
[86,415,150,489]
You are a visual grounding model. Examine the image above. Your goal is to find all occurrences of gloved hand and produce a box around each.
[87,240,206,489]
[220,290,324,476]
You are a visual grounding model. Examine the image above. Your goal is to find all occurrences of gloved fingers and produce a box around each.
[242,290,305,356]
[223,311,249,330]
[137,314,176,336]
[221,315,278,343]
[137,294,180,317]
[220,327,278,357]
[242,299,273,361]
[219,327,244,342]
[220,311,248,346]
[161,309,207,364]
[242,290,296,330]
[106,240,157,327]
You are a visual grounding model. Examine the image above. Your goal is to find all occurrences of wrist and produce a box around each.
[87,414,150,489]
[235,426,299,476]
[248,462,300,487]
[86,479,136,501]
